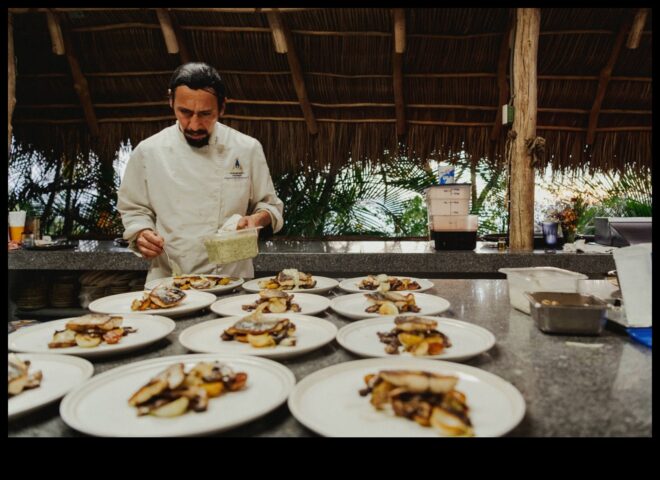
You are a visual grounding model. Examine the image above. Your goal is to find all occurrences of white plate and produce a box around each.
[60,353,296,437]
[145,275,244,295]
[336,316,495,362]
[210,293,331,317]
[338,276,434,293]
[9,314,176,359]
[242,276,339,295]
[330,292,450,320]
[9,354,94,421]
[88,290,217,318]
[288,357,525,437]
[179,314,337,359]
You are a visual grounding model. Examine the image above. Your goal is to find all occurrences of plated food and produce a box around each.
[336,316,495,362]
[128,361,247,418]
[131,285,187,311]
[8,354,42,397]
[359,369,474,437]
[330,292,450,320]
[377,316,451,356]
[258,268,316,290]
[359,274,422,291]
[364,291,421,315]
[242,290,301,313]
[222,310,296,348]
[172,274,239,290]
[60,354,295,436]
[48,313,137,349]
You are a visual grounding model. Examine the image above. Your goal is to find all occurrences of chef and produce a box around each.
[117,62,284,283]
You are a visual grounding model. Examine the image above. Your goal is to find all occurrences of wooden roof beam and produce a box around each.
[58,13,100,138]
[587,14,634,145]
[266,10,318,135]
[46,9,65,55]
[155,9,190,63]
[490,11,514,142]
[8,13,16,153]
[627,8,649,49]
[393,9,406,136]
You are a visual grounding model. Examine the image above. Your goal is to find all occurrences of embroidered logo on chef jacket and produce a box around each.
[225,158,248,179]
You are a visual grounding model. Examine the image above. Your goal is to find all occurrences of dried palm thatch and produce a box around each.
[10,7,651,178]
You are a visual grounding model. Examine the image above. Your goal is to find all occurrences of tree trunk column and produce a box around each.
[509,8,540,251]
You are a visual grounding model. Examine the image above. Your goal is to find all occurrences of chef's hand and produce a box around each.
[135,229,164,259]
[237,211,271,230]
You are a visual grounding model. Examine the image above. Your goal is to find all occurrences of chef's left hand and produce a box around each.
[237,211,271,230]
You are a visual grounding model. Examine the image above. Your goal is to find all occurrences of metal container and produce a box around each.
[524,292,607,335]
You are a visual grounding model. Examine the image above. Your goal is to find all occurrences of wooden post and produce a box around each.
[8,13,16,154]
[509,8,540,252]
[393,9,406,136]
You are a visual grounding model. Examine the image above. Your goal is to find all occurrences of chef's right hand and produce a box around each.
[136,229,164,259]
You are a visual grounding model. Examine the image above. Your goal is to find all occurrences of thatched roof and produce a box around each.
[10,7,652,175]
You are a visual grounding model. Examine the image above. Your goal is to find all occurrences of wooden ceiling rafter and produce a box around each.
[627,8,649,49]
[392,8,406,136]
[266,9,318,135]
[586,13,634,145]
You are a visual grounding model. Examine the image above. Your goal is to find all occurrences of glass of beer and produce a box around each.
[8,210,26,243]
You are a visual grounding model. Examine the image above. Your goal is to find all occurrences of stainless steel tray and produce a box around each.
[524,292,607,335]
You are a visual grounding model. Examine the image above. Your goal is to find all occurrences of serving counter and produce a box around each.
[8,279,651,437]
[8,240,615,277]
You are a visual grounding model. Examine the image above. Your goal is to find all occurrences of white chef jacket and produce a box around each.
[117,121,284,283]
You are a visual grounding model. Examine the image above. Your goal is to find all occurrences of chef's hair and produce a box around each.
[168,62,226,108]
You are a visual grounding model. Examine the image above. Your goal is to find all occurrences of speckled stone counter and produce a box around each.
[8,240,615,277]
[8,280,651,437]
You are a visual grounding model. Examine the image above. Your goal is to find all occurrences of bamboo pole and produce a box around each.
[8,14,16,154]
[509,8,540,252]
[266,11,288,53]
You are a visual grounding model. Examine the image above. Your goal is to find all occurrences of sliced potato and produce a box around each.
[128,378,168,406]
[247,333,276,348]
[201,381,224,398]
[267,299,287,313]
[378,301,399,316]
[149,396,190,417]
[411,341,429,356]
[397,332,424,347]
[430,406,474,437]
[75,333,102,348]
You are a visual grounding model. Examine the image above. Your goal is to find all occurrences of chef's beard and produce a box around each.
[183,130,210,148]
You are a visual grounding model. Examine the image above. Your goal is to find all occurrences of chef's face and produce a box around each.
[170,85,225,147]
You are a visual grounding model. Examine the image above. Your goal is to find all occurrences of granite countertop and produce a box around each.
[8,240,615,277]
[8,279,651,437]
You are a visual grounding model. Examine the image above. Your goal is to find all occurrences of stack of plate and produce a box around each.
[16,281,49,310]
[49,274,78,308]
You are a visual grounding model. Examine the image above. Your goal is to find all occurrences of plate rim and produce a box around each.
[178,313,338,358]
[329,292,451,320]
[287,357,525,437]
[8,353,94,420]
[335,315,495,361]
[88,289,217,317]
[210,292,331,317]
[8,314,176,359]
[59,353,296,437]
[241,275,339,294]
[144,275,244,293]
[338,276,434,293]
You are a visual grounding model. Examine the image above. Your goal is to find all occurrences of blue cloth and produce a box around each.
[627,327,652,348]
